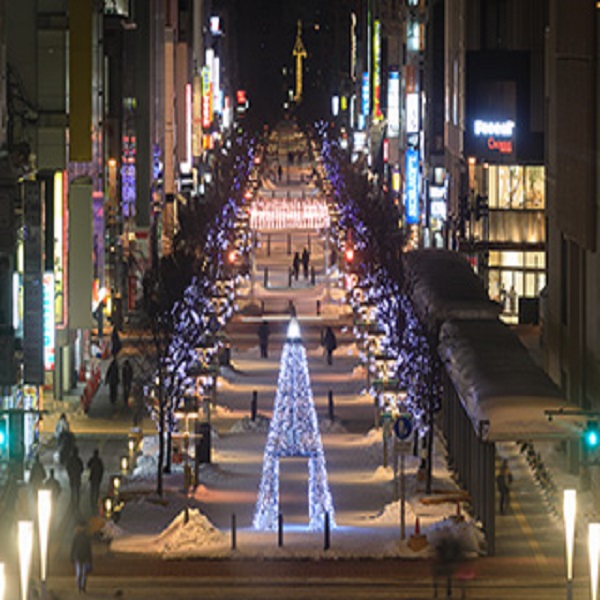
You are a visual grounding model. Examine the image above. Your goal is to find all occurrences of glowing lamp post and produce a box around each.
[18,520,33,600]
[0,562,5,600]
[564,489,576,599]
[38,489,52,588]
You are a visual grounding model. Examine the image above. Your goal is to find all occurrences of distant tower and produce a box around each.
[292,19,307,103]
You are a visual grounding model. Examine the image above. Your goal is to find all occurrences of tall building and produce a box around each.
[444,0,547,322]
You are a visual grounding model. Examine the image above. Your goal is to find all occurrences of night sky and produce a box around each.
[227,0,346,123]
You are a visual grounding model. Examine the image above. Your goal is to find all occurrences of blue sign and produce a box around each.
[393,414,413,441]
[405,148,420,225]
[361,72,370,117]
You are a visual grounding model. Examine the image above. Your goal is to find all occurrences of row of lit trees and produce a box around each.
[140,131,259,496]
[317,122,441,491]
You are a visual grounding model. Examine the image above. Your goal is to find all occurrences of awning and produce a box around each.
[438,319,581,441]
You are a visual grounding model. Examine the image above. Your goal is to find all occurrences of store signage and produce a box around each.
[361,72,369,117]
[387,70,400,136]
[406,93,419,133]
[405,148,420,225]
[43,273,55,371]
[473,119,515,155]
[373,20,382,120]
[202,66,212,128]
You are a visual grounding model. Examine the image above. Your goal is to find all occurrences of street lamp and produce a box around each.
[0,562,5,600]
[38,489,52,589]
[18,520,33,600]
[564,489,577,599]
[590,523,600,600]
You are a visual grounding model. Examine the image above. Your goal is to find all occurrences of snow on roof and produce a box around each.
[438,319,579,441]
[403,250,500,330]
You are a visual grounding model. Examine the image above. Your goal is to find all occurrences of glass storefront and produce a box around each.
[487,165,545,210]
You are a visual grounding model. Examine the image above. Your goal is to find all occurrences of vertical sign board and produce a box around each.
[405,148,420,225]
[372,20,382,120]
[387,70,400,137]
[361,72,370,119]
[68,183,94,329]
[43,273,55,371]
[23,181,44,384]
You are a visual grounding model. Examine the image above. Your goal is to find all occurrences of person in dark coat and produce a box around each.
[496,458,513,514]
[66,446,84,510]
[111,326,122,356]
[301,247,310,280]
[29,454,46,494]
[87,449,104,512]
[258,320,270,358]
[292,252,300,280]
[121,359,133,407]
[322,326,337,365]
[71,520,93,593]
[105,358,120,406]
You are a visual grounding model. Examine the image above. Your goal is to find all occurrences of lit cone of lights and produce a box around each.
[253,318,335,530]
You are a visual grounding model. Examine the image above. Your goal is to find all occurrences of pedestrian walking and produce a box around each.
[122,359,133,407]
[43,468,61,503]
[277,163,282,181]
[71,520,93,594]
[105,357,120,406]
[87,449,104,512]
[496,458,513,514]
[258,320,270,359]
[54,412,70,441]
[322,326,337,365]
[111,326,122,356]
[29,454,46,494]
[301,247,310,280]
[66,446,84,510]
[292,252,300,280]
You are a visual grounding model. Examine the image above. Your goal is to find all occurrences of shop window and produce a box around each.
[524,166,545,208]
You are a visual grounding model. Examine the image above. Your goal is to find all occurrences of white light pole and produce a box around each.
[590,523,600,600]
[564,489,577,600]
[18,520,33,600]
[0,562,5,600]
[38,489,52,592]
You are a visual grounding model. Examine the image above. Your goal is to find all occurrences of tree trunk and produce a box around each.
[165,429,172,473]
[157,379,164,497]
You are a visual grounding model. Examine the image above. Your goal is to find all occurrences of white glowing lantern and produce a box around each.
[38,489,52,583]
[287,318,301,341]
[18,520,33,600]
[0,562,5,600]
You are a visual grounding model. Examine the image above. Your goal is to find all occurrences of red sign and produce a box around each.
[487,136,513,154]
[236,90,247,105]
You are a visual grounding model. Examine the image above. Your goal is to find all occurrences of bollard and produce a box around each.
[278,513,284,547]
[307,233,311,253]
[328,390,334,421]
[231,513,237,550]
[310,266,316,285]
[267,234,271,257]
[324,512,331,550]
[264,267,269,288]
[288,267,293,288]
[316,299,321,316]
[251,390,258,422]
[287,233,292,255]
[261,300,265,315]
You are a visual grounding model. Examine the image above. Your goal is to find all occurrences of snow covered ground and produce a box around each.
[109,333,485,561]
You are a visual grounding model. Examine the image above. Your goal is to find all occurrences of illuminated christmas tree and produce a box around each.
[253,319,335,531]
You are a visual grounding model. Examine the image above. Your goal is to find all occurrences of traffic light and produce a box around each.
[584,421,600,450]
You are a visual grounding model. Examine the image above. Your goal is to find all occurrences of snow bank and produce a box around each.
[367,499,417,525]
[154,508,227,557]
[319,418,347,434]
[230,414,270,433]
[101,520,126,540]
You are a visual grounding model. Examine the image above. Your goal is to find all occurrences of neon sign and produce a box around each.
[43,273,55,371]
[474,119,515,155]
[373,20,382,120]
[387,70,400,136]
[405,148,420,225]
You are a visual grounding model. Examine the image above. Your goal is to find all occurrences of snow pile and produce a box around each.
[154,508,226,557]
[371,465,394,482]
[230,414,270,433]
[319,418,347,433]
[427,517,486,557]
[368,499,417,525]
[100,520,126,540]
